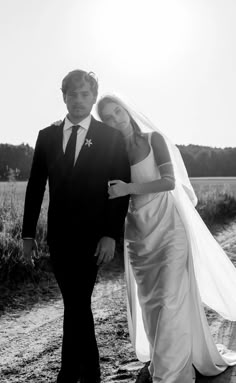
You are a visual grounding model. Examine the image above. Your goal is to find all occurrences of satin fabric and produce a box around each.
[124,134,236,382]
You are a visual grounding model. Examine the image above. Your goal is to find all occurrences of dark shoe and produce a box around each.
[80,377,100,383]
[57,377,78,383]
[57,370,80,383]
[136,361,152,382]
[57,377,79,383]
[80,367,101,383]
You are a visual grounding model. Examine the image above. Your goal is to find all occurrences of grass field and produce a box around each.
[190,177,236,197]
[0,178,236,293]
[0,178,236,230]
[1,177,236,202]
[0,181,49,207]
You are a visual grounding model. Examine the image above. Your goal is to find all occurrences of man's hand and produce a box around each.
[94,237,116,266]
[23,239,38,266]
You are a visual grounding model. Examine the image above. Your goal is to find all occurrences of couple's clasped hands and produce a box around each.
[108,180,130,199]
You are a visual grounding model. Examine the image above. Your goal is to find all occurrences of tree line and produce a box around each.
[179,144,236,177]
[0,143,235,181]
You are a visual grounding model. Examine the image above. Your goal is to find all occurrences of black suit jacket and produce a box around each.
[22,116,130,244]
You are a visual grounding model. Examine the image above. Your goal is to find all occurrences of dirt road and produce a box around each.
[0,274,140,383]
[1,223,236,382]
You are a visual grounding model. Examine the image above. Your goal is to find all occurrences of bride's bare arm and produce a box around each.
[108,132,175,198]
[129,132,175,194]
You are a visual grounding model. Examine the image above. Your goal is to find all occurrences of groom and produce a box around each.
[22,70,130,383]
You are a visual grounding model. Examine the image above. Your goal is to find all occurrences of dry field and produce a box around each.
[1,177,236,202]
[190,177,236,197]
[1,177,236,201]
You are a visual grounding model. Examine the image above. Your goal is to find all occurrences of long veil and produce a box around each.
[97,94,236,360]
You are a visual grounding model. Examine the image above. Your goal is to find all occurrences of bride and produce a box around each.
[97,94,236,383]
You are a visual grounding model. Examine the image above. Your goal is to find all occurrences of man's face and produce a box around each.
[63,80,97,122]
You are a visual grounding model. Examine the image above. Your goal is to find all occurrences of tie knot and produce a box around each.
[71,125,79,134]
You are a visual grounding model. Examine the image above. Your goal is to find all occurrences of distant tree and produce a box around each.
[0,143,34,181]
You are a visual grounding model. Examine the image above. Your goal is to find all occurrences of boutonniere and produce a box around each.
[85,138,93,147]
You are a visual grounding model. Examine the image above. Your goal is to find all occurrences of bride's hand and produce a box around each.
[51,120,62,126]
[108,180,130,199]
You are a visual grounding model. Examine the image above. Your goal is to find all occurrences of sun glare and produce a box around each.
[90,0,193,72]
[65,0,193,75]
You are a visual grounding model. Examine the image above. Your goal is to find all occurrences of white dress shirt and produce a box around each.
[63,114,91,164]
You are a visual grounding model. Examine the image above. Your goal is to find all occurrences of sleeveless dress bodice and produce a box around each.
[126,138,176,247]
[129,143,161,209]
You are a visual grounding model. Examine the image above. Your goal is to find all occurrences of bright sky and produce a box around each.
[0,0,235,148]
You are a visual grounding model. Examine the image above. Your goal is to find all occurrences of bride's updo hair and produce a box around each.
[97,95,144,140]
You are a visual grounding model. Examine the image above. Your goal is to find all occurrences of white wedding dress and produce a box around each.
[124,133,236,382]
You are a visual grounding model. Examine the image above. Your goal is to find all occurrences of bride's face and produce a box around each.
[101,102,132,136]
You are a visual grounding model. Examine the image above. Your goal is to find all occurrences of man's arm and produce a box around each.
[22,130,48,245]
[94,131,130,266]
[103,131,130,240]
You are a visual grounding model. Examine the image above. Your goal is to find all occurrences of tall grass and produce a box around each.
[196,189,236,228]
[0,182,236,295]
[0,182,49,287]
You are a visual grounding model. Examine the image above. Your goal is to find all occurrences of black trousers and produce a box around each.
[50,240,100,382]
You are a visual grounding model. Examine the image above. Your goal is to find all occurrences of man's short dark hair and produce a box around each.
[61,70,98,97]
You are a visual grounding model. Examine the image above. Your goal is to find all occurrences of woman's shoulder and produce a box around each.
[150,131,166,146]
[150,131,171,164]
[140,131,163,146]
[138,132,151,141]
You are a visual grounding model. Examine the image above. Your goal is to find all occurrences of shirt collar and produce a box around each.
[64,115,91,131]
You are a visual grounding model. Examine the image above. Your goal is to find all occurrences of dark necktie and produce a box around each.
[64,125,79,169]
